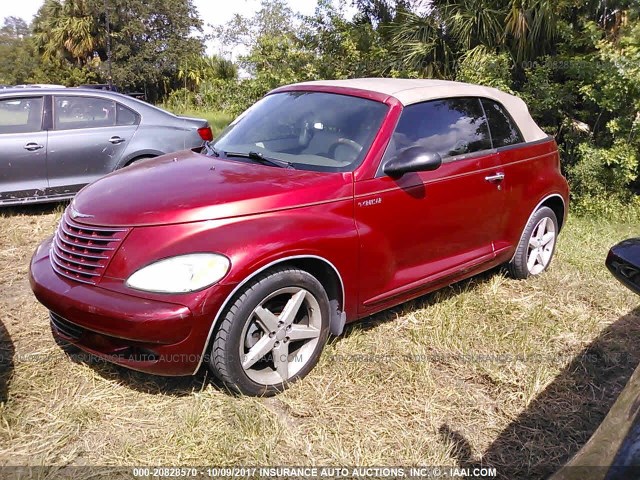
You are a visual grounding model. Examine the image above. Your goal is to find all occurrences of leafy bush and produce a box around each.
[198,79,269,117]
[571,194,640,222]
[455,48,514,93]
[163,88,199,111]
[568,141,638,204]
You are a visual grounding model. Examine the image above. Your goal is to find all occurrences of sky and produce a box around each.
[1,0,340,55]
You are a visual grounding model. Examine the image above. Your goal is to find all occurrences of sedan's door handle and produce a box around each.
[24,142,44,151]
[109,136,125,144]
[485,172,505,182]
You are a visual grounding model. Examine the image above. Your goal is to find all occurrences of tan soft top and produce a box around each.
[283,78,548,143]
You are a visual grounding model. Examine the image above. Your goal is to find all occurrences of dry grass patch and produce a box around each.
[0,204,638,479]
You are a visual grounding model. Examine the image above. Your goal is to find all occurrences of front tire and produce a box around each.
[508,206,559,279]
[209,267,330,396]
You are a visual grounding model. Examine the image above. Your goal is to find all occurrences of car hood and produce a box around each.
[71,149,353,227]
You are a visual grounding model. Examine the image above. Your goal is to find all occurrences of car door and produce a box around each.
[0,95,48,203]
[479,97,540,254]
[46,95,139,195]
[355,97,507,314]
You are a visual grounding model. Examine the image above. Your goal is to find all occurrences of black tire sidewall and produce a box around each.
[512,206,559,278]
[214,268,331,396]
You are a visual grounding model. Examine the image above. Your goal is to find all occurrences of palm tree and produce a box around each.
[178,55,238,90]
[388,0,562,77]
[504,0,558,62]
[389,10,456,78]
[203,56,238,81]
[444,0,503,51]
[33,0,103,66]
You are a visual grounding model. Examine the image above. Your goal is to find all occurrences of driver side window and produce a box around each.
[382,97,492,169]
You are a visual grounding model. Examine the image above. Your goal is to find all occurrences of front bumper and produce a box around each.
[29,237,217,376]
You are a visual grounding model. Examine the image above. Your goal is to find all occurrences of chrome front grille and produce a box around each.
[50,210,129,285]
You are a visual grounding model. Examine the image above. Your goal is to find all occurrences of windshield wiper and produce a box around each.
[204,141,220,157]
[223,150,293,169]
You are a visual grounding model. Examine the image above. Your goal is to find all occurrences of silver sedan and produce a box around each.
[0,88,211,205]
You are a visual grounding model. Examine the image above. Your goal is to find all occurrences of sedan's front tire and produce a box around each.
[209,267,330,396]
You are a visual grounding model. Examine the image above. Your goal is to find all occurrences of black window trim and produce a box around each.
[478,96,525,150]
[478,97,494,149]
[43,95,53,130]
[495,134,554,152]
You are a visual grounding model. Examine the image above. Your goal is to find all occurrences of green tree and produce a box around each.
[33,0,103,66]
[179,55,238,90]
[302,0,393,78]
[389,9,456,77]
[27,0,203,98]
[213,0,295,56]
[106,0,204,100]
[0,17,39,84]
[213,0,315,105]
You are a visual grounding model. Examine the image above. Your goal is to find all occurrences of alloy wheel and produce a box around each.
[239,287,322,385]
[527,217,556,275]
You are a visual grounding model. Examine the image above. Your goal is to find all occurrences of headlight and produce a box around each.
[126,253,230,293]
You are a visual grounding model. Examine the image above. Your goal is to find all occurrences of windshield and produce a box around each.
[213,91,389,172]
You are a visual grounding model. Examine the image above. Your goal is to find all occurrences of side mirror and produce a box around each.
[607,239,640,295]
[383,146,442,177]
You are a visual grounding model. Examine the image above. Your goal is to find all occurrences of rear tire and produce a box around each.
[508,206,558,279]
[209,267,330,396]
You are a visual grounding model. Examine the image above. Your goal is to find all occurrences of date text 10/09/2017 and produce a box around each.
[131,466,498,478]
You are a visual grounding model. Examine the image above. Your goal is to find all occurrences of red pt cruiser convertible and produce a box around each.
[30,79,569,396]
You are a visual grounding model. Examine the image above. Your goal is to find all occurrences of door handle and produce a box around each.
[24,143,44,151]
[109,136,125,144]
[485,172,505,183]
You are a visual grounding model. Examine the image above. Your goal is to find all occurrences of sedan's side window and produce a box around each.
[481,98,523,147]
[0,97,44,134]
[385,97,492,161]
[54,96,116,130]
[116,103,139,126]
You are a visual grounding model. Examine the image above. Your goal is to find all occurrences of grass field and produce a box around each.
[171,109,233,137]
[0,204,638,478]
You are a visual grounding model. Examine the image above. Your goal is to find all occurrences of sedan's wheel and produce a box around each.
[508,206,559,279]
[123,156,154,168]
[209,267,330,396]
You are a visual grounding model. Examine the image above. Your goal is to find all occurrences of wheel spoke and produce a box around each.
[288,324,320,341]
[541,232,555,247]
[529,236,538,247]
[527,249,538,271]
[253,306,280,333]
[536,250,545,266]
[242,335,275,370]
[280,290,306,326]
[273,341,289,381]
[536,218,548,239]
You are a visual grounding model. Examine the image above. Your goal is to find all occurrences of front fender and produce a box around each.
[101,200,359,318]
